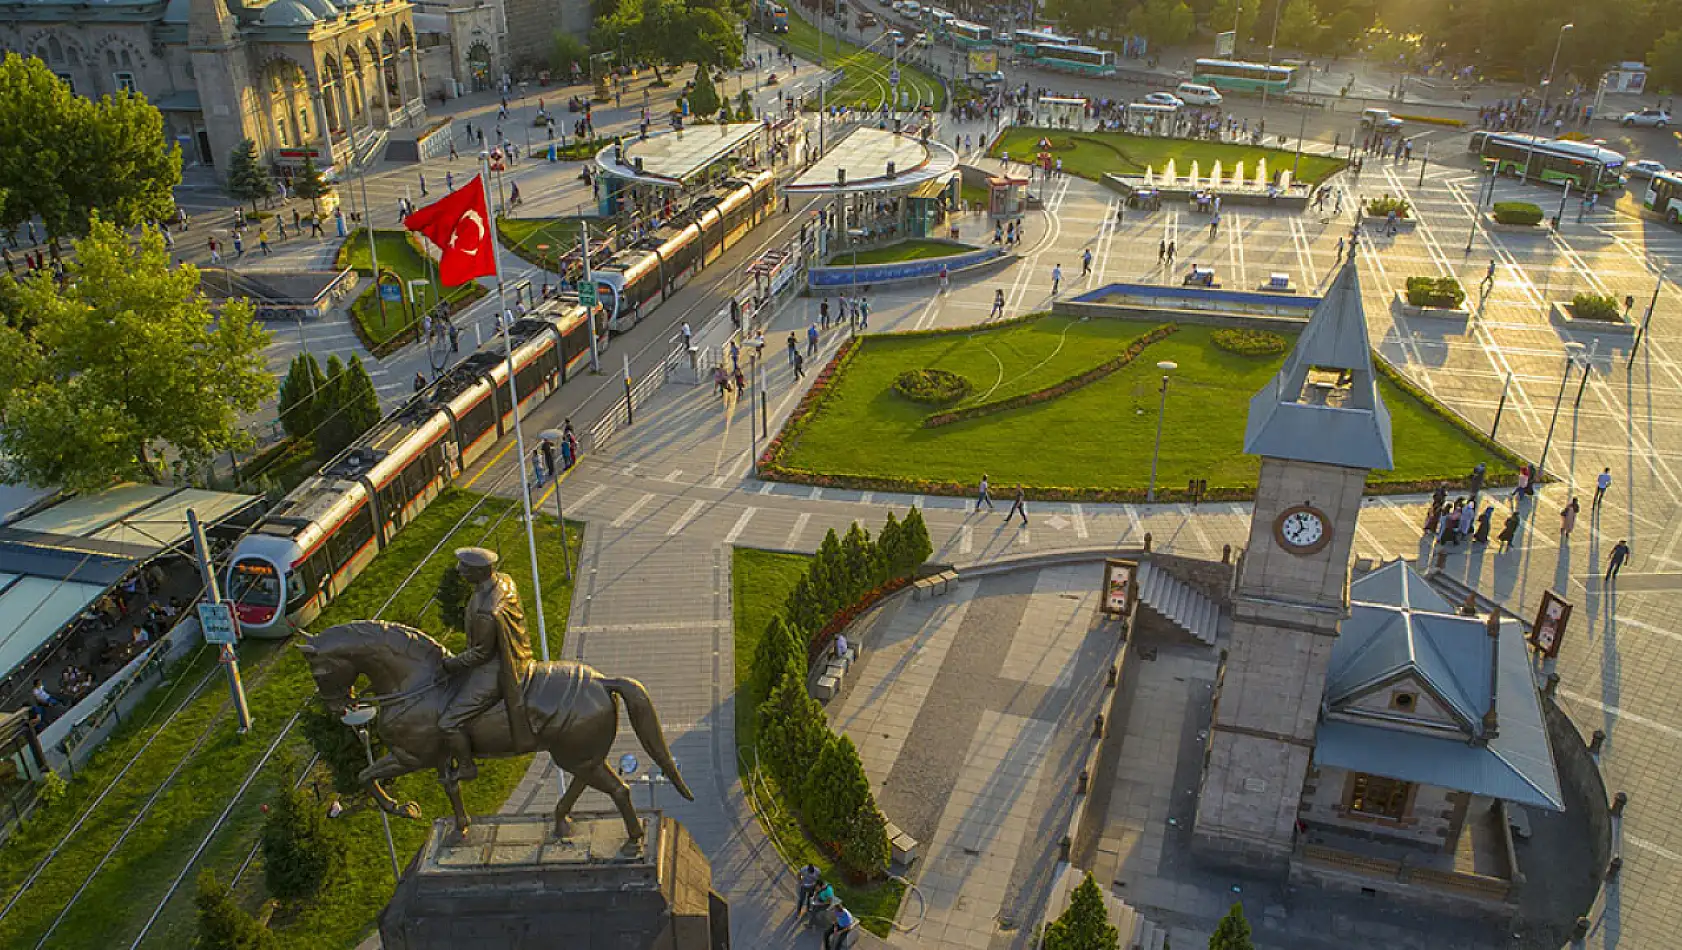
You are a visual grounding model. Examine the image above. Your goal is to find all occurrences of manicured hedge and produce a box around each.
[1493,201,1544,226]
[893,368,972,405]
[1570,292,1622,322]
[1365,194,1410,219]
[1405,276,1466,309]
[1211,327,1289,357]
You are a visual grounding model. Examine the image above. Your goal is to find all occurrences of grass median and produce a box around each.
[338,230,487,351]
[766,316,1512,498]
[770,11,945,111]
[988,127,1346,187]
[0,488,581,950]
[829,239,976,265]
[498,217,583,270]
[732,548,905,936]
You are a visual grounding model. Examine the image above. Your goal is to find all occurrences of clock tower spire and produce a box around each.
[1192,251,1393,871]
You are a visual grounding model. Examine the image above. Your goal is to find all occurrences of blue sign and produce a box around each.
[379,282,403,302]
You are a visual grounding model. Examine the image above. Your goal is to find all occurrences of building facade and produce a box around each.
[0,0,431,180]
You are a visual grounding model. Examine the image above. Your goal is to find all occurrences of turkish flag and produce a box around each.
[404,176,496,287]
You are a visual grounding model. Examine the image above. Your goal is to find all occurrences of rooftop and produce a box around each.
[785,127,959,194]
[596,123,766,188]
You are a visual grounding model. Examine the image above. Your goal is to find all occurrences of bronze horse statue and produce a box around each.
[298,620,693,841]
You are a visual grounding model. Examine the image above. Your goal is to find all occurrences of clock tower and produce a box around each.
[1192,253,1394,871]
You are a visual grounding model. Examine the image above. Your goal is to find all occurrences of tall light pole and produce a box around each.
[1146,360,1178,502]
[1522,22,1573,185]
[1537,342,1584,483]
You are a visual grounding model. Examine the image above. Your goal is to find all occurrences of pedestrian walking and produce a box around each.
[807,322,819,357]
[795,865,821,918]
[786,332,798,368]
[1167,240,1176,265]
[1560,497,1580,538]
[1157,239,1165,263]
[1474,504,1494,544]
[792,349,805,380]
[1480,259,1496,297]
[1511,464,1530,501]
[1457,499,1476,540]
[293,208,302,230]
[681,321,693,351]
[448,323,460,352]
[1467,462,1486,499]
[859,295,870,328]
[1594,467,1611,509]
[820,298,830,328]
[1496,513,1519,552]
[413,371,427,393]
[1051,263,1061,296]
[208,236,221,264]
[991,288,1005,318]
[1209,212,1220,238]
[231,231,244,258]
[1605,539,1631,583]
[977,474,995,511]
[1006,485,1028,526]
[1081,248,1092,277]
[939,265,949,293]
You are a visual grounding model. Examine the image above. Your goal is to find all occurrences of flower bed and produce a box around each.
[892,368,972,405]
[1210,327,1289,357]
[923,324,1178,427]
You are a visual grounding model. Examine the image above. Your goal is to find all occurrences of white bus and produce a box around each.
[1646,171,1682,224]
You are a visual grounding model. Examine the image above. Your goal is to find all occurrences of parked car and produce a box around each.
[886,28,906,45]
[1621,108,1671,128]
[1360,108,1403,130]
[1143,92,1184,108]
[856,10,877,27]
[1628,159,1669,180]
[1175,82,1223,106]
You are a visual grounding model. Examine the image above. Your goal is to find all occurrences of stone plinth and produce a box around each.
[380,812,726,950]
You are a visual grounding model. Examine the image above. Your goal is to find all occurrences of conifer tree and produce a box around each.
[841,522,874,597]
[292,154,331,213]
[687,64,721,118]
[261,778,338,900]
[757,667,830,787]
[314,353,350,462]
[276,353,326,442]
[1043,873,1118,950]
[876,511,903,585]
[226,138,276,212]
[754,615,804,689]
[898,507,933,575]
[195,871,278,950]
[341,354,383,439]
[802,732,872,843]
[1208,903,1254,950]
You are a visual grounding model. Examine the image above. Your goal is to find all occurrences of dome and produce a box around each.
[297,0,341,17]
[258,0,321,26]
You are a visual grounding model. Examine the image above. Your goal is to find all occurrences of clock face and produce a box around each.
[1275,505,1331,555]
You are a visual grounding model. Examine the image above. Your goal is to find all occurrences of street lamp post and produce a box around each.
[1630,263,1667,367]
[1537,342,1584,483]
[1521,23,1573,185]
[342,706,402,883]
[1146,360,1178,502]
[1465,160,1496,253]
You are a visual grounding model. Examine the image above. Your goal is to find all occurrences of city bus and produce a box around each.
[1467,131,1626,194]
[926,7,955,33]
[1644,171,1682,223]
[1031,43,1116,76]
[1191,58,1297,93]
[1013,28,1074,55]
[948,20,993,48]
[768,3,788,32]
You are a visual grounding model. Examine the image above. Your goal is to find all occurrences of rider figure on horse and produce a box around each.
[439,547,534,781]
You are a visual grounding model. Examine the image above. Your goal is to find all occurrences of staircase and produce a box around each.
[1127,916,1171,950]
[1136,561,1220,647]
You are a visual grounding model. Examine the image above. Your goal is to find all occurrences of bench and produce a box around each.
[884,820,920,868]
[911,569,960,601]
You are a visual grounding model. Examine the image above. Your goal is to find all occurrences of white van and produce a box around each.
[1175,82,1223,106]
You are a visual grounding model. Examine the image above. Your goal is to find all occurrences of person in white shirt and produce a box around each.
[1594,468,1612,510]
[32,679,62,708]
[833,633,849,660]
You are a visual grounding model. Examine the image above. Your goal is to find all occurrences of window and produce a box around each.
[120,50,132,68]
[106,49,117,68]
[1390,691,1417,712]
[114,72,137,94]
[1348,773,1411,820]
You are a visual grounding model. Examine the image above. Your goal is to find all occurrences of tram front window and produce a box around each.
[228,558,282,608]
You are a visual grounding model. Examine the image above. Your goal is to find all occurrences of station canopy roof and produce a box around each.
[785,128,959,195]
[0,484,258,680]
[596,123,767,187]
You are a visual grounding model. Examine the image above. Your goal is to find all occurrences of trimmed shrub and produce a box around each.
[1570,292,1622,322]
[1364,194,1410,218]
[1492,201,1544,226]
[892,368,972,405]
[1404,276,1466,309]
[1211,328,1289,356]
[262,776,338,900]
[195,871,278,950]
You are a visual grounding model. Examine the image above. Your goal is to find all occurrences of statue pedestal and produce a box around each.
[379,811,728,949]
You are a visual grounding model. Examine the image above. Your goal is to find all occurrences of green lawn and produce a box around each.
[0,489,580,950]
[830,240,976,265]
[339,230,485,349]
[497,217,582,270]
[770,318,1513,499]
[768,11,945,111]
[732,549,905,937]
[988,127,1347,187]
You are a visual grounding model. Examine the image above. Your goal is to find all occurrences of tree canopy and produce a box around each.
[595,0,744,82]
[1209,902,1255,950]
[226,138,276,211]
[1043,873,1119,950]
[0,219,273,491]
[0,52,181,241]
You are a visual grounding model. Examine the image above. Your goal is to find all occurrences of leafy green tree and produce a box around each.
[551,31,591,77]
[0,220,271,491]
[226,139,276,212]
[1043,873,1119,950]
[1209,0,1261,50]
[736,89,754,121]
[688,63,722,118]
[0,53,181,241]
[1126,0,1197,47]
[1276,0,1323,50]
[1652,29,1682,94]
[261,777,338,900]
[1322,9,1369,53]
[1044,0,1122,39]
[298,701,375,795]
[436,563,471,631]
[597,0,744,85]
[1209,902,1254,950]
[276,353,327,442]
[195,871,279,950]
[292,155,331,213]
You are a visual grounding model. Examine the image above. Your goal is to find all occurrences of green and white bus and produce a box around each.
[1191,58,1296,93]
[1013,28,1074,55]
[1032,43,1115,76]
[1645,171,1682,223]
[948,20,992,48]
[925,6,954,32]
[1467,131,1626,194]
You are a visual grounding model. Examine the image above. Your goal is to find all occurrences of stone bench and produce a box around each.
[811,646,858,701]
[884,820,920,868]
[911,570,960,601]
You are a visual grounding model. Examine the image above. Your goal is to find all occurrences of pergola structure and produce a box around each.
[782,127,961,256]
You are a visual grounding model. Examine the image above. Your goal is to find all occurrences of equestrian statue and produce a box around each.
[298,547,693,842]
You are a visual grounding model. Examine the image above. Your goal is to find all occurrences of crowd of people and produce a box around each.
[1477,96,1597,134]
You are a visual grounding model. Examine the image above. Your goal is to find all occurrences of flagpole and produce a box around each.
[480,160,551,664]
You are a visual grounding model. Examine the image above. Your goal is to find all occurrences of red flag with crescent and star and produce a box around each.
[403,175,496,287]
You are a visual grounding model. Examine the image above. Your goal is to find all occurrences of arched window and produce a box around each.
[120,50,132,68]
[47,37,63,63]
[105,49,117,68]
